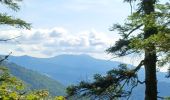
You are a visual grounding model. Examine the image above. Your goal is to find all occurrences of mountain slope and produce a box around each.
[0,61,65,96]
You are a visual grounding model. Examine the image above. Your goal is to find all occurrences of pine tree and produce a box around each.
[66,0,170,100]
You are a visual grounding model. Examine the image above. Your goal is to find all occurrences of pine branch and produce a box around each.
[133,60,144,72]
[125,24,143,39]
[0,0,22,11]
[0,13,31,29]
[0,35,21,42]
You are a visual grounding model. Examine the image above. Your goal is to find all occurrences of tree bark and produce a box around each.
[143,0,158,100]
[144,51,157,100]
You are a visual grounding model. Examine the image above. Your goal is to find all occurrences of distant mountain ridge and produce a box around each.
[8,54,170,84]
[8,54,121,85]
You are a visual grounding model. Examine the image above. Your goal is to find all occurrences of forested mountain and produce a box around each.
[8,54,121,85]
[8,54,170,85]
[0,60,66,96]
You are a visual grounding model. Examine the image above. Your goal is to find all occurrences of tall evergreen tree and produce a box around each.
[66,0,170,100]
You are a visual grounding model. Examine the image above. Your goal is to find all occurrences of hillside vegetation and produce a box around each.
[0,60,66,96]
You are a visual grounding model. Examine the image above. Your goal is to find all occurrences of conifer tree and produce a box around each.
[66,0,170,100]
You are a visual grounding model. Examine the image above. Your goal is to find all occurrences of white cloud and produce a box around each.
[0,27,168,72]
[0,27,119,58]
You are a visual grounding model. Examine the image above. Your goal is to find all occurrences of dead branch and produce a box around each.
[0,52,12,64]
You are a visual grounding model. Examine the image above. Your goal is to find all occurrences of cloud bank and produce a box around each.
[0,27,119,57]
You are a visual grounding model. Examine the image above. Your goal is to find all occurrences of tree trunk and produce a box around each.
[144,51,157,100]
[143,0,158,100]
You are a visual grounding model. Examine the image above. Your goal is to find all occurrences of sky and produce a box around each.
[0,0,168,69]
[0,0,130,57]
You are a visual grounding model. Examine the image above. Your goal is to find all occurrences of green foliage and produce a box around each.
[66,64,139,100]
[1,60,66,96]
[0,0,22,11]
[0,66,48,100]
[0,13,31,29]
[107,1,169,99]
[0,66,24,100]
[0,0,31,29]
[107,2,170,57]
[0,0,64,99]
[0,66,66,100]
[25,90,49,100]
[165,97,170,100]
[55,96,66,100]
[107,1,170,77]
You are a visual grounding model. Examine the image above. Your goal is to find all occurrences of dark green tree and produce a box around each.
[66,0,170,100]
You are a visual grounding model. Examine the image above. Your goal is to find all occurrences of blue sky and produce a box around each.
[0,0,132,58]
[18,0,130,32]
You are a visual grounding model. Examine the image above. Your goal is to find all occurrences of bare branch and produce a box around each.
[0,52,12,64]
[0,35,21,42]
[137,80,145,84]
[125,24,143,38]
[133,60,144,72]
[157,96,164,100]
